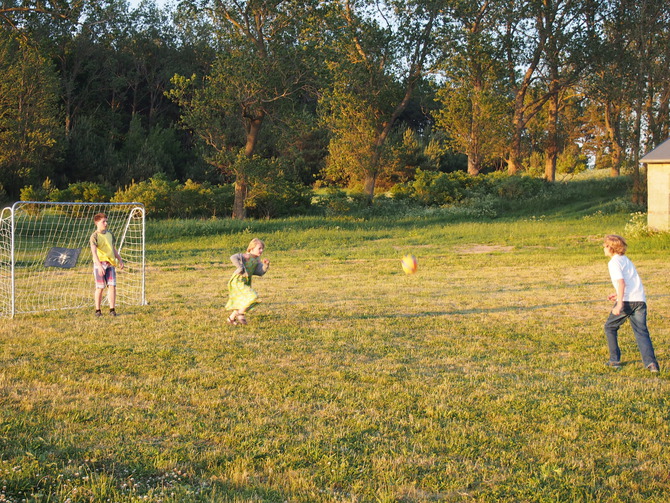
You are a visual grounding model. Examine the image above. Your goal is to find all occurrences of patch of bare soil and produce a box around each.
[453,244,515,254]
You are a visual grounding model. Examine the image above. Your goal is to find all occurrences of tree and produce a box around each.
[434,0,508,176]
[321,0,442,200]
[536,0,596,181]
[499,0,552,174]
[169,0,319,219]
[0,0,77,31]
[585,0,668,201]
[0,32,61,196]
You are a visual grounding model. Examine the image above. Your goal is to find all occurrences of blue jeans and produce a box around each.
[604,301,658,367]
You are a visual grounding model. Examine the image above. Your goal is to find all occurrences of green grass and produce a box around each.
[2,203,670,502]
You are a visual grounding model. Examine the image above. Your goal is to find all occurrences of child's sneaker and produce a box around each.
[95,309,102,317]
[606,361,622,370]
[109,308,117,317]
[647,363,660,373]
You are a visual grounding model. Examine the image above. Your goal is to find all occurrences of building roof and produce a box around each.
[641,137,670,163]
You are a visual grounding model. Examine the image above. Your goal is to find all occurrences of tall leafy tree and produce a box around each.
[585,0,669,194]
[583,1,629,176]
[0,0,77,31]
[169,0,319,219]
[536,0,596,181]
[434,0,508,176]
[499,0,552,174]
[321,0,442,200]
[0,32,61,196]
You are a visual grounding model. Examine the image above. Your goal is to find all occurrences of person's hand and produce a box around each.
[262,258,270,266]
[612,302,623,316]
[607,293,617,301]
[96,264,105,276]
[118,259,124,270]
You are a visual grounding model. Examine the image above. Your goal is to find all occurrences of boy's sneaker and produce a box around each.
[109,308,117,317]
[647,363,660,373]
[606,361,622,369]
[95,309,102,317]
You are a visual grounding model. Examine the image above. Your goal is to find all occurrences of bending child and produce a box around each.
[603,234,659,372]
[225,238,270,325]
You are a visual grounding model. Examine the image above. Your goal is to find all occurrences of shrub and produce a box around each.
[112,174,180,218]
[50,181,112,202]
[401,169,489,206]
[171,179,214,219]
[246,177,313,218]
[490,175,548,200]
[312,187,369,215]
[209,184,235,218]
[113,175,236,219]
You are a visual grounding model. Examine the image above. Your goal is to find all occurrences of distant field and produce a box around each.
[1,207,669,502]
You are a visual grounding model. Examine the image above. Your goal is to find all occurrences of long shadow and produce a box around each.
[349,293,670,319]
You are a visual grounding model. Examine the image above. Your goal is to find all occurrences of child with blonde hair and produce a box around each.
[602,234,659,372]
[225,238,270,325]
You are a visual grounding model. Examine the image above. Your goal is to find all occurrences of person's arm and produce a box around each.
[609,278,625,315]
[90,235,104,276]
[114,247,124,270]
[254,258,270,276]
[230,253,247,275]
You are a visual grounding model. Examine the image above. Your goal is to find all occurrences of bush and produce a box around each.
[112,174,180,218]
[246,178,313,218]
[228,155,313,218]
[312,188,369,215]
[394,169,490,206]
[112,175,236,219]
[50,181,112,202]
[491,175,548,200]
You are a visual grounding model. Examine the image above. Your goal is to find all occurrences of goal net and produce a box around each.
[0,202,146,317]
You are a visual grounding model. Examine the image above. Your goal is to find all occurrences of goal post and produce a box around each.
[0,201,146,317]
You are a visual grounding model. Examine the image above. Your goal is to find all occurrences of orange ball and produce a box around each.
[401,254,418,274]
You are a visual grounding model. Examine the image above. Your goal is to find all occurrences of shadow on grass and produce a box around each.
[350,294,670,318]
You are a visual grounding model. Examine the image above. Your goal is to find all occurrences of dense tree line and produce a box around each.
[1,0,669,216]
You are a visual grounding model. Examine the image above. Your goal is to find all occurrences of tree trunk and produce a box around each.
[544,88,559,182]
[363,170,377,200]
[467,120,481,176]
[232,175,248,220]
[232,114,265,220]
[507,115,523,174]
[604,101,622,177]
[468,77,482,176]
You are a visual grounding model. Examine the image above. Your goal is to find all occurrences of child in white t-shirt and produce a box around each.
[603,235,659,372]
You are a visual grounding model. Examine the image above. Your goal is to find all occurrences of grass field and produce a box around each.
[2,198,670,501]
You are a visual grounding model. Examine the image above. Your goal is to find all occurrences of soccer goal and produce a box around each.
[0,201,146,317]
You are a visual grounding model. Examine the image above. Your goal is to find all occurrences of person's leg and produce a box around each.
[105,266,117,314]
[628,302,658,368]
[108,285,116,310]
[604,310,629,364]
[94,287,104,311]
[236,309,247,325]
[93,264,106,313]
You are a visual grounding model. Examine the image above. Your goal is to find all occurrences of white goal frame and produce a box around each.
[0,201,146,317]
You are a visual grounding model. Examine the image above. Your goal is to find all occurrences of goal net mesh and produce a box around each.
[0,202,145,317]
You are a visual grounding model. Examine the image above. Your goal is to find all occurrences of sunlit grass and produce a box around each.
[1,210,669,502]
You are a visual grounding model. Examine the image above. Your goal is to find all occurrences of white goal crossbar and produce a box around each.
[0,201,146,317]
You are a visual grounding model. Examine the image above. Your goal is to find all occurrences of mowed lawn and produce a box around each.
[1,212,669,502]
